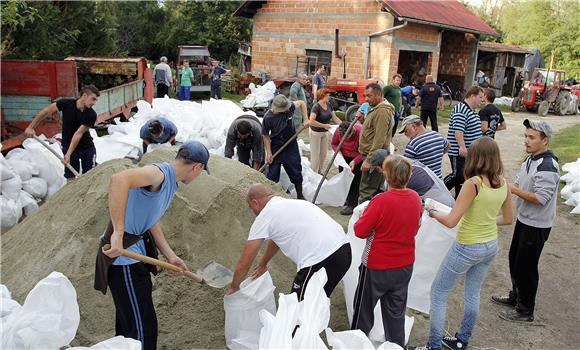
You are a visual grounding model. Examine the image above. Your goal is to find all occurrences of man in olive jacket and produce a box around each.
[358,83,395,203]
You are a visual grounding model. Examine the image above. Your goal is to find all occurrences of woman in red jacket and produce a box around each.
[351,154,422,348]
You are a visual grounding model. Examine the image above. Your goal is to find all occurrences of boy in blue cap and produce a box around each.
[95,141,209,350]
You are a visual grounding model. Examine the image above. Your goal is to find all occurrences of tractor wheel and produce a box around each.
[345,104,360,122]
[511,97,522,112]
[555,91,572,115]
[538,101,549,117]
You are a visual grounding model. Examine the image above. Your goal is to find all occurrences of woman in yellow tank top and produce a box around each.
[409,137,514,350]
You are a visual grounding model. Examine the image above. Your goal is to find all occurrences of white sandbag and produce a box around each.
[0,284,21,319]
[0,196,22,228]
[571,204,580,215]
[1,271,80,350]
[561,158,580,174]
[147,143,172,153]
[68,336,141,350]
[259,293,299,349]
[407,199,458,314]
[5,159,35,181]
[5,147,28,161]
[1,175,22,200]
[564,192,580,207]
[376,341,405,350]
[224,272,276,350]
[21,141,66,191]
[22,177,48,199]
[343,202,415,344]
[561,184,573,200]
[325,328,375,350]
[560,172,575,184]
[1,162,16,180]
[292,269,330,349]
[19,190,40,216]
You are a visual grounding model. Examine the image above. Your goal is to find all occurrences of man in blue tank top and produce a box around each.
[100,141,209,350]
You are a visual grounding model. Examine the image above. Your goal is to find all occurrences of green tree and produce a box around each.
[499,0,580,77]
[1,0,40,56]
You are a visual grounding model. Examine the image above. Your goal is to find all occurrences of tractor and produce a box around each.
[511,68,580,116]
[325,78,380,121]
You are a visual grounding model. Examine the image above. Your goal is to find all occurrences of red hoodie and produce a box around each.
[354,189,422,270]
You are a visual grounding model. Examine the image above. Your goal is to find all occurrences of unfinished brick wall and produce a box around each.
[250,0,391,80]
[437,31,471,90]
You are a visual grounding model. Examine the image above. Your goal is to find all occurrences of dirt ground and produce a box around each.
[319,111,580,349]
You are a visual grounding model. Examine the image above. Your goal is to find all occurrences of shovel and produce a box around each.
[103,244,233,288]
[258,124,308,173]
[32,135,80,177]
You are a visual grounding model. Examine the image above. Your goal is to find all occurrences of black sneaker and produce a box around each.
[442,334,468,350]
[498,309,534,323]
[491,294,516,307]
[340,206,354,215]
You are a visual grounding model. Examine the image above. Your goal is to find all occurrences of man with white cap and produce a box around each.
[96,141,210,350]
[153,56,172,98]
[493,119,560,323]
[399,115,449,178]
[262,95,308,199]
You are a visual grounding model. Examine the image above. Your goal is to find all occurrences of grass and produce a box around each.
[550,124,580,165]
[222,91,245,104]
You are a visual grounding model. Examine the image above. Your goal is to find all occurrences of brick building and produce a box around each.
[234,0,497,92]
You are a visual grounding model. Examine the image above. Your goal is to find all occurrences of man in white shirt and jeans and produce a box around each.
[228,183,351,300]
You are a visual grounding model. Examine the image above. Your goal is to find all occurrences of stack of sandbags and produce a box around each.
[0,136,66,229]
[240,81,276,109]
[560,158,580,214]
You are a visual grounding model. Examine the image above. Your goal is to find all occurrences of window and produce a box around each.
[305,49,332,76]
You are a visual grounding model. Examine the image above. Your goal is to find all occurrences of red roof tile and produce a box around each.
[382,0,498,36]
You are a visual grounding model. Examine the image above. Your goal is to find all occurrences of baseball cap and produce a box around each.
[369,149,391,173]
[523,119,552,140]
[177,141,210,174]
[398,115,422,134]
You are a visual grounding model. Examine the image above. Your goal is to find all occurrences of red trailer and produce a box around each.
[1,57,153,151]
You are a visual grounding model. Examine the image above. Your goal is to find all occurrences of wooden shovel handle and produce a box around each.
[103,244,205,284]
[259,124,308,173]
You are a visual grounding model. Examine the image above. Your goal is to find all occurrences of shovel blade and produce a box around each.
[196,261,233,289]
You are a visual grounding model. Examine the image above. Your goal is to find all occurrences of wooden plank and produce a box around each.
[75,61,137,76]
[1,96,52,121]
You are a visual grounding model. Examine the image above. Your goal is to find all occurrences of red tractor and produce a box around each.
[325,78,380,121]
[512,68,580,116]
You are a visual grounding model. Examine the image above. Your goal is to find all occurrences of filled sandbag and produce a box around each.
[1,272,80,350]
[0,196,22,228]
[5,159,35,181]
[0,285,21,319]
[1,176,22,201]
[22,177,48,199]
[20,190,40,216]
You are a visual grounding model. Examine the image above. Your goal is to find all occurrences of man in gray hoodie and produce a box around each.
[492,119,559,323]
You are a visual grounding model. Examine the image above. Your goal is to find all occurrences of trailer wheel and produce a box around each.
[345,104,360,122]
[538,101,549,117]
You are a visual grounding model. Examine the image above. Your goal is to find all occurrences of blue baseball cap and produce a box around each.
[177,141,210,174]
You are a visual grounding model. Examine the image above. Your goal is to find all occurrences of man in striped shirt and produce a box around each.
[444,86,484,197]
[400,115,449,178]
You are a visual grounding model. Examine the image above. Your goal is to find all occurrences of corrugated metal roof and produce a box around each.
[382,0,498,36]
[478,41,532,54]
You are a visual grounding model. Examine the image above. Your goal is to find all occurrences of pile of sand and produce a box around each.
[1,148,348,348]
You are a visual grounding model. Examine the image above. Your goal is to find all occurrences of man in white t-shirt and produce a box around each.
[227,183,351,300]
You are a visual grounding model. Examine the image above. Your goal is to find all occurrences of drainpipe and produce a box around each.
[364,18,408,79]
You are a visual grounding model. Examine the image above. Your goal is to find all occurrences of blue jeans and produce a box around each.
[428,240,498,349]
[178,86,190,101]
